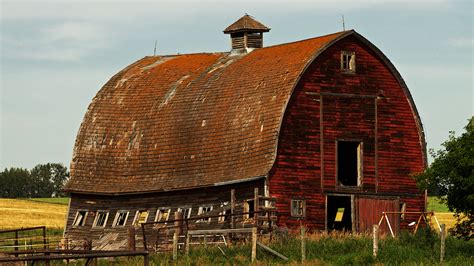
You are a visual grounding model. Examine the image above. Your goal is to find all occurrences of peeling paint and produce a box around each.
[141,56,175,70]
[159,75,190,108]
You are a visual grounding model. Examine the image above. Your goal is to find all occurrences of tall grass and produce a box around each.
[141,229,474,265]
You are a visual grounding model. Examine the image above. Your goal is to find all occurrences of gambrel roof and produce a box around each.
[64,30,425,195]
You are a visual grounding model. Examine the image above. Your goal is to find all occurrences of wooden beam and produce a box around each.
[257,242,289,261]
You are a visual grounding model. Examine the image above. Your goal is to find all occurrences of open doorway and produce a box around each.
[327,195,352,231]
[337,141,362,186]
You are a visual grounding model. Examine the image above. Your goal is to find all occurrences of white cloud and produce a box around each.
[2,21,108,62]
[445,37,474,48]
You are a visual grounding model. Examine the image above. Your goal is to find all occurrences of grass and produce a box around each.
[26,197,70,205]
[427,196,450,212]
[128,230,472,265]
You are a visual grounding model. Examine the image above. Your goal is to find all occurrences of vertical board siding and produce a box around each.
[65,180,263,249]
[269,35,425,231]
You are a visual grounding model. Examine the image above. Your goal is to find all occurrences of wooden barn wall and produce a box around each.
[269,35,425,230]
[64,179,263,248]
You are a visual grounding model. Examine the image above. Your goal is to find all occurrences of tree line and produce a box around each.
[0,163,69,198]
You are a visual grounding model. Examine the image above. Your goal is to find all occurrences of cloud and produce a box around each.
[2,21,108,62]
[445,37,474,48]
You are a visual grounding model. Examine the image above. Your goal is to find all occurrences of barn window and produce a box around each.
[72,210,88,227]
[178,207,192,219]
[155,208,171,223]
[196,206,213,223]
[133,210,149,226]
[337,141,362,186]
[244,200,255,219]
[341,51,356,73]
[113,210,129,227]
[218,202,231,223]
[92,211,109,228]
[291,200,306,217]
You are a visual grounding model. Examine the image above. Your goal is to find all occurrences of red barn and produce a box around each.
[63,15,426,246]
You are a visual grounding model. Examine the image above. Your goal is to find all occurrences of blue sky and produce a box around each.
[0,0,472,169]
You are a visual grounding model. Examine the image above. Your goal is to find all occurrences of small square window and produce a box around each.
[196,206,213,223]
[178,207,193,219]
[113,210,129,227]
[341,51,356,73]
[72,210,88,227]
[291,200,306,217]
[133,210,149,226]
[155,208,171,224]
[92,211,109,227]
[218,202,230,223]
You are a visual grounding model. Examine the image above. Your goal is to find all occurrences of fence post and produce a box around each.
[185,233,191,256]
[42,226,47,249]
[254,188,259,227]
[128,227,136,251]
[172,211,181,261]
[373,224,379,257]
[231,189,236,241]
[440,224,446,263]
[14,231,18,256]
[251,227,257,262]
[301,226,306,262]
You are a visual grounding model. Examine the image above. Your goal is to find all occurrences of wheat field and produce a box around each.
[0,199,68,229]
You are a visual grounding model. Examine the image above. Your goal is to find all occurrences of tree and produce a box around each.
[0,167,33,198]
[30,163,70,197]
[415,117,474,240]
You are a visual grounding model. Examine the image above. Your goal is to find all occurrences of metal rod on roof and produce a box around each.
[153,40,157,56]
[342,15,346,31]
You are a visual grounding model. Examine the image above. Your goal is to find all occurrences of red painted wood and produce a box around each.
[269,35,425,231]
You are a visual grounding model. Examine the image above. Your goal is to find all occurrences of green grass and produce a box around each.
[140,230,474,265]
[427,196,450,212]
[25,197,70,205]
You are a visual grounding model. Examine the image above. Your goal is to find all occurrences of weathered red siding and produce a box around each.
[269,35,425,230]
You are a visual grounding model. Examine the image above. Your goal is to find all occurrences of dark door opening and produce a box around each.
[337,141,361,186]
[327,195,352,231]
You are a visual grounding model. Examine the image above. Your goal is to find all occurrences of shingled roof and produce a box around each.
[65,30,421,195]
[223,14,270,33]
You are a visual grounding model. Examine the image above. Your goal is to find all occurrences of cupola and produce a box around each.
[223,14,270,52]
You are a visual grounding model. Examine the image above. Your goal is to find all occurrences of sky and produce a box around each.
[0,0,472,170]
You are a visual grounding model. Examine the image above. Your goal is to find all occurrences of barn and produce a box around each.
[63,15,427,247]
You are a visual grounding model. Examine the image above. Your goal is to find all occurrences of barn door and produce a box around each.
[356,197,399,235]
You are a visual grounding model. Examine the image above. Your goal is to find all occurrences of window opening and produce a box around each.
[244,200,255,219]
[327,196,352,231]
[177,207,192,219]
[218,202,230,223]
[337,141,362,186]
[291,200,306,217]
[92,211,109,227]
[133,210,149,226]
[155,208,170,223]
[197,206,213,223]
[72,210,88,227]
[341,51,356,73]
[113,211,129,227]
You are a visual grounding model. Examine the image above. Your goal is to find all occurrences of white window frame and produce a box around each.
[291,199,306,217]
[155,208,171,224]
[112,210,129,227]
[72,210,88,227]
[178,207,192,219]
[196,206,213,223]
[218,202,230,223]
[133,210,149,226]
[341,51,356,73]
[92,210,109,228]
